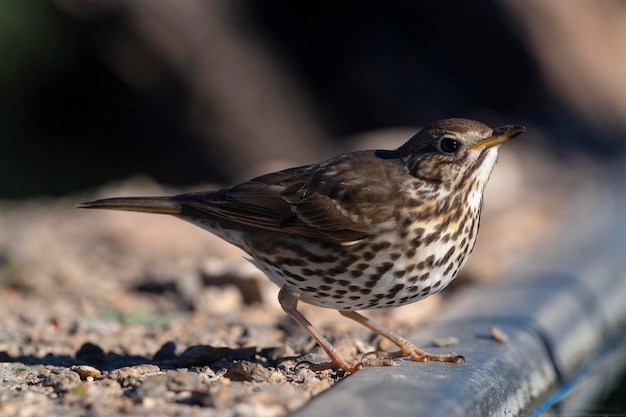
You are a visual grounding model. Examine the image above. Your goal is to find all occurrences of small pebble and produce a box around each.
[70,365,101,380]
[165,370,206,392]
[42,369,81,392]
[131,374,169,399]
[431,336,460,348]
[227,361,273,382]
[108,364,161,380]
[490,326,509,344]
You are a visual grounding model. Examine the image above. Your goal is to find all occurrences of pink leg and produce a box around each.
[340,311,464,363]
[278,287,395,373]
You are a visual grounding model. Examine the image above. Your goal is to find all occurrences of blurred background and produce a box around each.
[1,0,625,198]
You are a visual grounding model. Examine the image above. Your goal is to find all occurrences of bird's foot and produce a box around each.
[297,355,396,373]
[364,344,465,363]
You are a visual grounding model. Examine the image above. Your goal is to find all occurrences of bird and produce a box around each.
[79,118,525,373]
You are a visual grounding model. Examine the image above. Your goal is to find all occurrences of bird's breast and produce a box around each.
[244,210,480,311]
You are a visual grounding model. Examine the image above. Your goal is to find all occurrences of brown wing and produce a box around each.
[175,151,405,243]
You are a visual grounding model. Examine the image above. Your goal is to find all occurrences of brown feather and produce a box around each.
[171,152,407,242]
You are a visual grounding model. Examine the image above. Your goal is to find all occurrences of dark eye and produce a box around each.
[438,136,459,154]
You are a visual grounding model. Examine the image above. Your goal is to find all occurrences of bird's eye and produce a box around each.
[438,136,459,154]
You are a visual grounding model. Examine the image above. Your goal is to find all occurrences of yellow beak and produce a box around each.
[469,125,526,150]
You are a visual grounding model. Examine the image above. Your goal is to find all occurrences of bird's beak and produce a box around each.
[469,125,526,150]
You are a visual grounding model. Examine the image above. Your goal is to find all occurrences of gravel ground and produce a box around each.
[0,146,597,417]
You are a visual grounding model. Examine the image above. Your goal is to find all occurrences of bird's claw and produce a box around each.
[361,349,465,363]
[296,356,396,373]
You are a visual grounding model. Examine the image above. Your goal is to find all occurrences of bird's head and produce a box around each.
[379,118,525,190]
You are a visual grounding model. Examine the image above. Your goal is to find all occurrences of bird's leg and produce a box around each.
[339,311,464,363]
[278,287,395,373]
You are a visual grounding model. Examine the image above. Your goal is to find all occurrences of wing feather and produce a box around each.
[174,152,406,242]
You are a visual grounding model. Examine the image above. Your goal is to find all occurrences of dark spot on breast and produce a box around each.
[350,270,363,278]
[363,252,376,261]
[349,285,361,292]
[424,232,440,245]
[275,256,307,267]
[301,268,315,276]
[349,295,361,301]
[371,241,392,252]
[323,277,336,284]
[339,255,359,268]
[436,217,452,233]
[394,270,406,278]
[319,285,332,291]
[365,279,379,288]
[436,246,456,267]
[417,256,436,271]
[386,283,405,299]
[360,288,372,295]
[444,262,455,275]
[418,272,430,282]
[390,252,402,261]
[376,262,394,274]
[405,248,416,258]
[327,266,348,276]
[284,270,306,281]
[452,219,467,239]
[410,236,422,249]
[356,263,370,271]
[307,254,339,263]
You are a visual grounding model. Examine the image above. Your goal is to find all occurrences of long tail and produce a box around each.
[78,196,183,215]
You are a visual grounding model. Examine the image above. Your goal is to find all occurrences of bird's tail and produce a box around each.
[77,196,182,215]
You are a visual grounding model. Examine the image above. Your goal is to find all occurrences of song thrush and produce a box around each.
[79,118,524,373]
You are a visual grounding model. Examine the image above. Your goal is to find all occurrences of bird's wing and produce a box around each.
[175,152,404,243]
